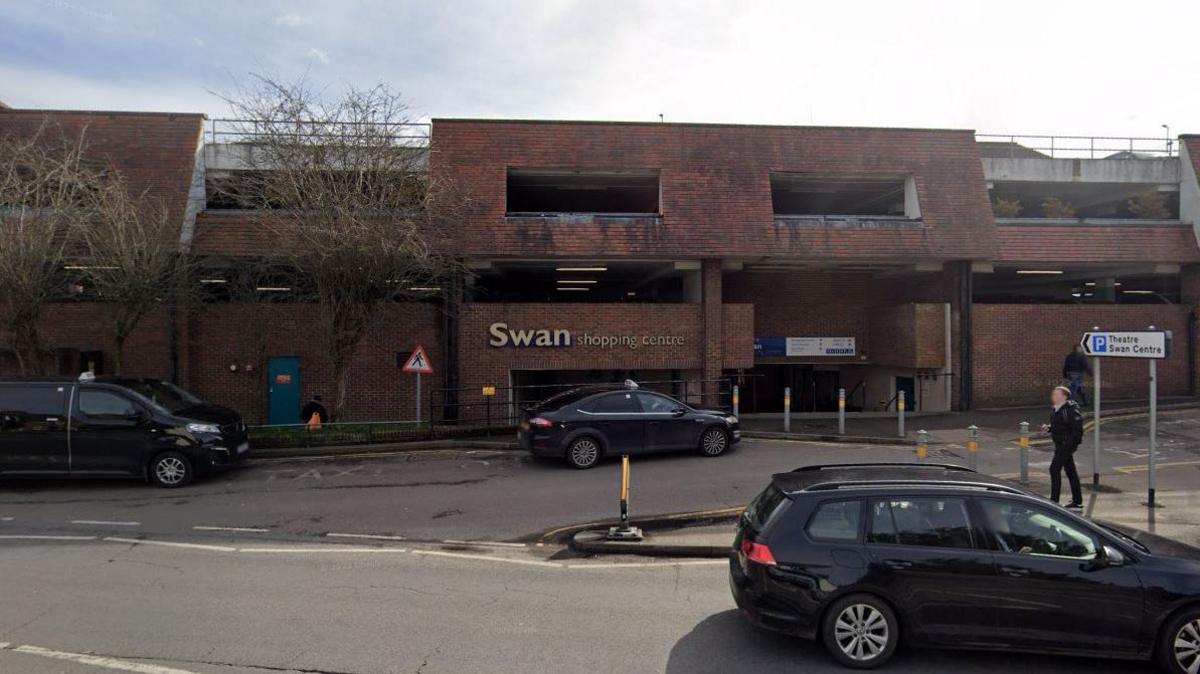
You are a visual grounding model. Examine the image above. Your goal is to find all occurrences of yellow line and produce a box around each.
[1114,459,1200,474]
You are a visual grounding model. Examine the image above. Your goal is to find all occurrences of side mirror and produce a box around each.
[1101,544,1126,567]
[672,407,687,417]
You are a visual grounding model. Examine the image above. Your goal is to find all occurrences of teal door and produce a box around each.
[267,357,302,425]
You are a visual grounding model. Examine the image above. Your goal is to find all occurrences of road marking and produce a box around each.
[1116,459,1200,474]
[442,539,526,548]
[71,520,141,527]
[325,532,407,541]
[11,644,203,674]
[567,560,728,569]
[104,537,237,552]
[0,516,13,522]
[0,534,96,541]
[192,526,270,533]
[239,547,409,553]
[410,549,563,568]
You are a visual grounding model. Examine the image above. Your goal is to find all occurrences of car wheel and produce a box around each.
[149,451,193,488]
[821,594,898,670]
[699,427,730,457]
[1159,608,1200,673]
[566,437,602,470]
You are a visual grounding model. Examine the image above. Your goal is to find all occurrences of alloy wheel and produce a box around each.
[833,603,889,662]
[701,429,727,455]
[1175,619,1200,673]
[155,457,187,486]
[570,439,599,468]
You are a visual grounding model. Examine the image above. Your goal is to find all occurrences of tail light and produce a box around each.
[740,538,777,566]
[528,417,555,429]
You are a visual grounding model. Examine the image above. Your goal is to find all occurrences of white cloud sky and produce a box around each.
[1,0,1197,136]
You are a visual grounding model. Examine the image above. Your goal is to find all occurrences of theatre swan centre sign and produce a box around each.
[488,322,685,350]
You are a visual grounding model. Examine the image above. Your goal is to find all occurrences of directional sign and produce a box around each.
[401,344,434,374]
[1080,331,1169,359]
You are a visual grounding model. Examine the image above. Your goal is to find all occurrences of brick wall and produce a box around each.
[870,303,947,369]
[0,303,173,379]
[973,304,1191,406]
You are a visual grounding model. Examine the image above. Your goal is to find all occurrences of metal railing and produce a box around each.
[247,420,427,449]
[206,118,431,146]
[976,133,1176,159]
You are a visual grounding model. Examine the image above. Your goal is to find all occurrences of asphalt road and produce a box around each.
[0,538,1164,674]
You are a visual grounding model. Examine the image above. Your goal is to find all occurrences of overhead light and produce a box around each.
[1122,290,1155,295]
[1016,270,1064,275]
[627,291,636,296]
[199,279,227,284]
[64,265,119,270]
[556,266,607,272]
[408,287,440,291]
[1084,282,1096,286]
[557,279,597,285]
[556,286,589,292]
[256,286,291,292]
[1071,293,1082,298]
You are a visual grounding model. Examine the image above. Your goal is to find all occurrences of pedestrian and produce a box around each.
[1062,344,1091,406]
[300,394,329,429]
[1041,385,1084,508]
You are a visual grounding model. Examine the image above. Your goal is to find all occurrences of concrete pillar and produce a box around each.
[701,260,724,402]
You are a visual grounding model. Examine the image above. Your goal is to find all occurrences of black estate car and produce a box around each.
[518,381,740,469]
[0,374,249,487]
[731,462,1200,673]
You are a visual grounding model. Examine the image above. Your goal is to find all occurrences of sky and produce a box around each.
[2,0,1198,137]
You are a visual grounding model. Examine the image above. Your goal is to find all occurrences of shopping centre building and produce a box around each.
[3,104,1200,422]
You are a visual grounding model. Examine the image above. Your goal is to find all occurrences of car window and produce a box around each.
[868,498,974,549]
[78,390,138,417]
[744,484,790,531]
[637,393,678,414]
[806,500,862,542]
[979,499,1097,559]
[589,392,640,414]
[0,385,69,416]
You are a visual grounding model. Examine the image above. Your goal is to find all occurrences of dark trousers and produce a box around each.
[1050,447,1083,504]
[1066,372,1089,406]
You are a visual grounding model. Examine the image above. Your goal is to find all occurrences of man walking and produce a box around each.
[1041,385,1084,508]
[1062,344,1091,405]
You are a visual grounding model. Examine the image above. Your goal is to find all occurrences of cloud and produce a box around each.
[274,13,308,28]
[192,37,205,48]
[307,47,330,64]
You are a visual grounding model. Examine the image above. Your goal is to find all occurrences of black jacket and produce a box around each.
[1063,351,1091,377]
[1049,401,1084,453]
[300,400,329,424]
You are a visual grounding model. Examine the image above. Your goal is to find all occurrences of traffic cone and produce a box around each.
[307,412,322,431]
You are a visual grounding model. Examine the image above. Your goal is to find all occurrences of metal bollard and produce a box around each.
[838,387,846,435]
[607,454,643,541]
[783,387,792,434]
[897,391,906,438]
[732,385,740,418]
[967,425,979,471]
[916,429,928,459]
[1018,421,1030,485]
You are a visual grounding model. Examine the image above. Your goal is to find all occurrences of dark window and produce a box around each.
[637,393,679,414]
[869,498,974,549]
[807,500,863,542]
[0,385,69,416]
[78,390,138,417]
[506,170,660,215]
[771,175,908,217]
[978,499,1097,559]
[744,484,790,531]
[589,392,640,414]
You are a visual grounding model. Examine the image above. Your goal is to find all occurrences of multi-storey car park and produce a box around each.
[3,103,1199,424]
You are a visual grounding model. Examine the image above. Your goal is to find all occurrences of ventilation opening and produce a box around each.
[989,182,1180,220]
[771,175,909,217]
[506,169,660,215]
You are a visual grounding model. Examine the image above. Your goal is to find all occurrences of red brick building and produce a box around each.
[4,107,1198,422]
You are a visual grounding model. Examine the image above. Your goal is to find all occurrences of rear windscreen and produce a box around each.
[744,484,790,531]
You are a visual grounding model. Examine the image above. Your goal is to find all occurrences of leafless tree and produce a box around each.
[217,75,464,420]
[0,124,102,374]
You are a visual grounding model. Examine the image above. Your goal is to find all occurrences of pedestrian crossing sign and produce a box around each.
[401,344,434,374]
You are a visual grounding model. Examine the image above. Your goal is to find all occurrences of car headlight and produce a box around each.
[187,422,222,435]
[724,416,738,425]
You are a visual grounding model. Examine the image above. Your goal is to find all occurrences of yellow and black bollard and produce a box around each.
[967,425,979,471]
[916,429,928,460]
[607,455,643,541]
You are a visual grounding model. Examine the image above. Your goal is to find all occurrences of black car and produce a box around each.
[731,462,1200,673]
[0,374,249,487]
[518,382,740,469]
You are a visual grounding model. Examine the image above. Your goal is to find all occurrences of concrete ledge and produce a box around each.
[250,439,519,460]
[571,529,729,558]
[741,431,915,446]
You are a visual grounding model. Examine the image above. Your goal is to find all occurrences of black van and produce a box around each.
[0,374,249,487]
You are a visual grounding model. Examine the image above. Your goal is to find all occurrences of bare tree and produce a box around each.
[70,177,193,375]
[0,124,101,374]
[217,75,463,420]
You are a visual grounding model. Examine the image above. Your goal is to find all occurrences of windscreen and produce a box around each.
[118,380,205,414]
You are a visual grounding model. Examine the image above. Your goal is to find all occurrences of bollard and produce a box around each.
[897,390,906,438]
[732,385,740,418]
[967,425,979,472]
[784,387,792,434]
[916,429,928,459]
[838,387,846,435]
[1018,421,1030,485]
[607,454,643,541]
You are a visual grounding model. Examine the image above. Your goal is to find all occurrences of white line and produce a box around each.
[71,520,141,527]
[103,537,237,552]
[442,539,526,548]
[0,516,13,522]
[325,532,407,541]
[410,549,563,568]
[192,526,270,533]
[0,534,96,541]
[12,644,203,674]
[239,547,409,553]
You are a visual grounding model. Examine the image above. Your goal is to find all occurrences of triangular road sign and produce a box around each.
[401,344,434,374]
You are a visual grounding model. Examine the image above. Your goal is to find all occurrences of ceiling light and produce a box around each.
[407,287,440,291]
[256,286,291,292]
[199,279,227,284]
[556,266,607,272]
[1084,282,1096,286]
[1122,290,1155,295]
[627,291,637,296]
[556,286,589,291]
[557,279,597,285]
[1016,270,1064,275]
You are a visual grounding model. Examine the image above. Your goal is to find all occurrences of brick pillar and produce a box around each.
[702,259,724,404]
[1182,264,1200,396]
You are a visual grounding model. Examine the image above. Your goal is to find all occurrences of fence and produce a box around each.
[205,118,431,146]
[976,133,1176,159]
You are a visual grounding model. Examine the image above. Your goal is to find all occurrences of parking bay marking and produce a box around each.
[325,532,407,541]
[70,519,141,527]
[0,534,97,541]
[193,526,270,533]
[104,537,237,552]
[7,644,204,674]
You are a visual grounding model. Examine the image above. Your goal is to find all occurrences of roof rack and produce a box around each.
[792,463,974,473]
[803,479,1024,495]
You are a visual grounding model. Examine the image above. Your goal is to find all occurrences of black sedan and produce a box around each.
[518,383,740,469]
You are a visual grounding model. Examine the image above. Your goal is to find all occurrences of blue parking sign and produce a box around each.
[1093,335,1107,353]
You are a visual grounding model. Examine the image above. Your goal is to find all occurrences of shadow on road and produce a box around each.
[665,610,1158,674]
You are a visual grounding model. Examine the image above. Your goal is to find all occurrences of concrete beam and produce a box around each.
[983,157,1180,184]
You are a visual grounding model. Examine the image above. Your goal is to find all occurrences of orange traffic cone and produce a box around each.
[306,412,322,431]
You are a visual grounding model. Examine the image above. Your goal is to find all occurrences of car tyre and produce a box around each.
[821,594,898,670]
[699,427,730,457]
[1158,608,1200,674]
[565,437,602,470]
[149,451,193,488]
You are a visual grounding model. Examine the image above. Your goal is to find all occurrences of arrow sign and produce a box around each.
[401,344,434,374]
[1080,331,1169,359]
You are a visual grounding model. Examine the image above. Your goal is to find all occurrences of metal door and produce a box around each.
[267,357,302,425]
